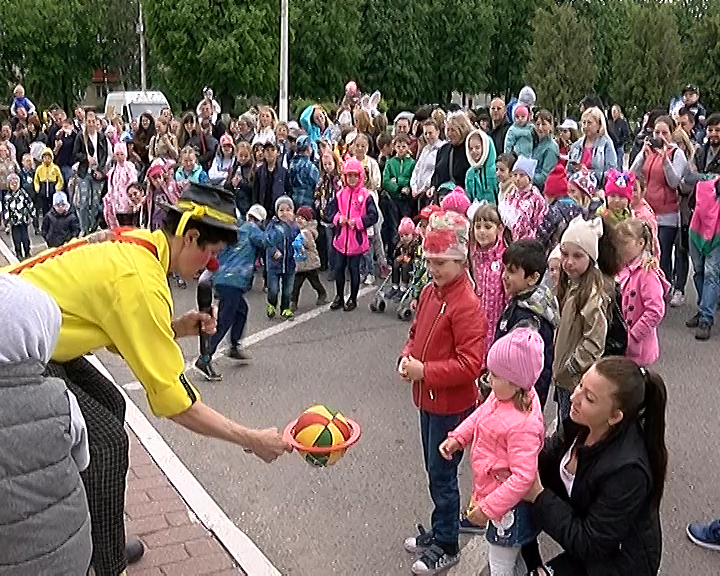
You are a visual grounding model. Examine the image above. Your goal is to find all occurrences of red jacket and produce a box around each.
[401,272,486,415]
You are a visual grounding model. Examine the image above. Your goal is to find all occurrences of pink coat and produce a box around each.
[332,159,374,256]
[470,238,507,362]
[616,257,669,366]
[104,160,138,228]
[448,389,544,522]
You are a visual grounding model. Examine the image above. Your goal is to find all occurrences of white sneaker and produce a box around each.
[670,290,685,307]
[364,274,376,285]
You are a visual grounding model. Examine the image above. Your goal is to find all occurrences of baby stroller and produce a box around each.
[369,274,414,320]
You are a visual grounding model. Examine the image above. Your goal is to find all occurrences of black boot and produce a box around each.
[126,537,145,565]
[330,296,344,310]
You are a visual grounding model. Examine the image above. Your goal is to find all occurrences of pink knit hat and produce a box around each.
[440,186,472,217]
[487,326,545,391]
[398,217,415,235]
[514,104,529,120]
[604,169,635,201]
[423,211,470,261]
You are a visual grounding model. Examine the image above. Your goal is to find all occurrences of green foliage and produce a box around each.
[608,2,682,112]
[525,4,596,116]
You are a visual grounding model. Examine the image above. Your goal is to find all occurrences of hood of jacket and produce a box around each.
[41,146,54,161]
[301,219,318,239]
[516,283,560,328]
[466,128,492,168]
[341,158,365,191]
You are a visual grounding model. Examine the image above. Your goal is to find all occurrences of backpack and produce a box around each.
[604,282,628,357]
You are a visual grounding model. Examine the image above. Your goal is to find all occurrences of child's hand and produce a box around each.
[273,250,282,260]
[641,254,659,271]
[410,299,418,312]
[404,356,424,381]
[466,505,489,527]
[439,437,461,460]
[398,357,410,380]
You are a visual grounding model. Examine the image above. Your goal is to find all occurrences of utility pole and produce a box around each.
[279,0,289,121]
[138,0,147,91]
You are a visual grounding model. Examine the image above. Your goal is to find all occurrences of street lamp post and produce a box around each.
[138,0,147,92]
[279,0,289,121]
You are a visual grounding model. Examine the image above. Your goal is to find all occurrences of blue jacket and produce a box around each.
[214,220,266,290]
[265,217,301,274]
[287,154,320,208]
[531,134,560,190]
[300,105,334,156]
[568,135,617,187]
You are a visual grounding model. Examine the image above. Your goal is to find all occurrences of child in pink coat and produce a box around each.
[616,218,670,366]
[440,326,545,575]
[468,203,510,363]
[630,173,662,259]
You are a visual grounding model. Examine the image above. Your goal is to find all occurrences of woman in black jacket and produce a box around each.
[430,112,472,199]
[522,357,667,575]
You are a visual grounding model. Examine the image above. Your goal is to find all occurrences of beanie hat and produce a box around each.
[440,186,472,216]
[220,133,234,147]
[247,204,267,222]
[568,168,597,197]
[418,204,441,222]
[146,163,164,180]
[513,104,529,120]
[275,195,294,213]
[423,211,470,261]
[53,191,69,207]
[113,141,127,156]
[398,217,415,235]
[518,85,537,107]
[487,326,545,391]
[548,244,562,263]
[604,169,635,201]
[513,155,538,180]
[296,206,314,221]
[561,216,603,262]
[543,164,568,199]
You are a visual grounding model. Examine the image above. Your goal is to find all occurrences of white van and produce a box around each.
[104,91,170,122]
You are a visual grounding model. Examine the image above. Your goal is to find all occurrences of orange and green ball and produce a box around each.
[292,405,352,467]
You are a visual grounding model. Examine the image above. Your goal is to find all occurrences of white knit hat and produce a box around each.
[561,216,604,262]
[513,155,538,180]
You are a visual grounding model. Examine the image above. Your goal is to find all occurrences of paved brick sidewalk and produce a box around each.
[126,431,245,576]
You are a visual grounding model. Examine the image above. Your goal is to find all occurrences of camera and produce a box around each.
[648,137,665,150]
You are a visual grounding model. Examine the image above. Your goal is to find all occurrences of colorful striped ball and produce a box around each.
[293,405,352,467]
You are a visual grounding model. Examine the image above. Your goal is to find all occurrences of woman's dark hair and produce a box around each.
[162,210,237,247]
[177,112,197,148]
[496,153,517,169]
[535,109,554,124]
[594,357,668,507]
[653,115,676,132]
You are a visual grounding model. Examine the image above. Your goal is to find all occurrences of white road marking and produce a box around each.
[184,284,377,373]
[1,236,281,576]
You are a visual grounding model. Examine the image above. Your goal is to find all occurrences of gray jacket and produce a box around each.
[0,360,92,576]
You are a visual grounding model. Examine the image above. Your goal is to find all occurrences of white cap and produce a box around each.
[247,204,267,222]
[558,118,578,131]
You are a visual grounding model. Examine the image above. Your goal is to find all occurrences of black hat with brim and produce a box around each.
[163,182,238,234]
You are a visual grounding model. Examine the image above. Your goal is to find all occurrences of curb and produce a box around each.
[1,236,281,576]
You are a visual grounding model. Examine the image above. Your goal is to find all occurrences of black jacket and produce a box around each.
[532,420,662,576]
[252,163,287,219]
[430,142,470,190]
[72,131,109,179]
[609,117,631,149]
[42,207,81,247]
[491,119,511,156]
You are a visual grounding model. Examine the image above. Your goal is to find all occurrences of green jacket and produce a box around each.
[531,134,560,190]
[464,128,498,204]
[382,155,416,199]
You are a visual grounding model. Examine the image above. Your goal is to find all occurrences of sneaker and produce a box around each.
[176,277,187,289]
[343,299,357,312]
[125,537,145,565]
[226,346,251,363]
[696,321,712,341]
[266,304,276,318]
[330,296,344,310]
[316,293,328,306]
[364,274,376,285]
[281,308,294,321]
[411,544,460,575]
[459,514,486,535]
[403,524,435,554]
[686,313,700,328]
[670,290,686,307]
[687,519,720,551]
[194,357,222,381]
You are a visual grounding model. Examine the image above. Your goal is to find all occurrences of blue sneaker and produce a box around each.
[687,519,720,551]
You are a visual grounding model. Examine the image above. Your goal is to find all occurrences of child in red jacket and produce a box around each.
[398,210,487,574]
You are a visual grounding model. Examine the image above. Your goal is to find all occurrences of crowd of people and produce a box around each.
[1,78,720,576]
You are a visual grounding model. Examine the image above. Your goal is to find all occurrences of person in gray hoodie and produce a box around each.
[0,274,91,576]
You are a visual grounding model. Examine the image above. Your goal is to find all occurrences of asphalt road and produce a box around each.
[94,271,720,576]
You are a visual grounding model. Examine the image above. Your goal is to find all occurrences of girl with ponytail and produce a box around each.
[521,356,667,575]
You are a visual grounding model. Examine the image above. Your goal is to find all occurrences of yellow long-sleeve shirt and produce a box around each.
[2,229,199,417]
[34,161,64,193]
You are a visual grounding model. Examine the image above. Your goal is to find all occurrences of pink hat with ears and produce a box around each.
[440,186,472,217]
[113,141,127,156]
[604,169,635,201]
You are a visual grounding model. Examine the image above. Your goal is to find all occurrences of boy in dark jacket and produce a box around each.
[399,211,486,574]
[495,239,559,408]
[42,192,80,248]
[287,136,319,209]
[265,195,300,320]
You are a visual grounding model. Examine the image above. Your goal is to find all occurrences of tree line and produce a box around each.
[1,0,718,117]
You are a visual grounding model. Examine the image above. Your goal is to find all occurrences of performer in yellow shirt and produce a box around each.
[4,183,292,576]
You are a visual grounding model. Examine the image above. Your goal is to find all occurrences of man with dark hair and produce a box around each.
[694,114,720,175]
[3,183,292,576]
[678,106,704,145]
[489,97,511,156]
